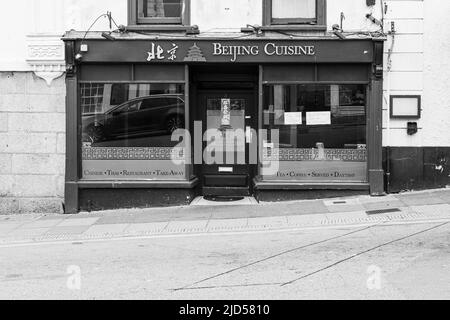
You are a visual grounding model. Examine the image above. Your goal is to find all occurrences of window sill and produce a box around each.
[261,25,327,32]
[127,25,192,32]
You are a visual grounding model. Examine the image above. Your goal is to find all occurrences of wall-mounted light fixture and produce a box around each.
[390,95,422,119]
[74,12,123,63]
[241,24,263,35]
[186,25,200,35]
[101,32,116,41]
[332,24,346,40]
[366,13,382,27]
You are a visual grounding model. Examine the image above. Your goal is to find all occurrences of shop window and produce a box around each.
[129,0,190,25]
[80,83,187,181]
[262,84,368,183]
[263,0,326,27]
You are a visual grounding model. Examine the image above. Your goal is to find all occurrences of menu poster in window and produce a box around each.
[284,112,303,125]
[221,99,231,127]
[306,112,331,125]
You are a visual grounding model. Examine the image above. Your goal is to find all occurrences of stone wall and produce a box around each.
[0,72,65,214]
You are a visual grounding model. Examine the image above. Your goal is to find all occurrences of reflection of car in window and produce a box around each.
[82,95,185,143]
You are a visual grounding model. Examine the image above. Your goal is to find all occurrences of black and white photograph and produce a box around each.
[0,0,449,307]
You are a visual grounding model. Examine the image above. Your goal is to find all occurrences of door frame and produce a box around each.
[194,89,258,196]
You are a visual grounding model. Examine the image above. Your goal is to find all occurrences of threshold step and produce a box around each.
[190,196,259,206]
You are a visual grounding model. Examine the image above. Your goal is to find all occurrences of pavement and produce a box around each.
[1,188,449,246]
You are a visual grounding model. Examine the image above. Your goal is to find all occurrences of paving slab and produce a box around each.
[44,226,91,236]
[326,211,368,220]
[94,214,139,225]
[362,200,406,212]
[326,204,366,213]
[247,216,289,228]
[267,200,329,215]
[210,206,258,220]
[166,220,209,232]
[0,223,23,234]
[132,213,174,224]
[83,224,130,236]
[21,219,64,229]
[357,195,396,204]
[170,212,212,221]
[37,214,66,221]
[6,228,49,238]
[430,190,450,202]
[287,214,328,226]
[395,193,446,206]
[410,204,450,217]
[57,218,100,227]
[0,215,40,223]
[207,218,249,231]
[124,222,170,234]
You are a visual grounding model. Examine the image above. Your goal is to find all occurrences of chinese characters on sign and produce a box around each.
[147,43,179,62]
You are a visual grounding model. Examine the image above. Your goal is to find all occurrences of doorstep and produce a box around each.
[190,196,259,206]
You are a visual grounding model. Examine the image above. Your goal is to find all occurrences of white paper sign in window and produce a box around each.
[284,112,302,125]
[306,112,331,125]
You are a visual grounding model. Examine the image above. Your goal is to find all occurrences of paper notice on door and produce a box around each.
[306,112,331,125]
[221,99,231,126]
[284,112,302,125]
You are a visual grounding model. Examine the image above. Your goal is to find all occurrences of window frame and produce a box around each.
[128,0,190,27]
[263,0,326,29]
[389,95,422,119]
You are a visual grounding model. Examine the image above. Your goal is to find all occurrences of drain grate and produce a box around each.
[366,208,401,215]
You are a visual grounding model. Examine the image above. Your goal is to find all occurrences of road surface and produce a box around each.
[0,221,449,300]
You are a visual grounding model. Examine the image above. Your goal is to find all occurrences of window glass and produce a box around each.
[262,84,367,182]
[138,0,182,18]
[205,98,247,165]
[80,83,186,181]
[272,0,316,20]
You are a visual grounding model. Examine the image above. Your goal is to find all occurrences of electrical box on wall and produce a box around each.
[407,122,418,135]
[366,0,376,6]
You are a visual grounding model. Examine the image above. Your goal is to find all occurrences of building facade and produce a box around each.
[0,0,449,214]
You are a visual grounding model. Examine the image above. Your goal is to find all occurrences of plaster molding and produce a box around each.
[26,34,65,85]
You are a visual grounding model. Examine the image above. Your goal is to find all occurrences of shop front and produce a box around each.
[63,32,384,213]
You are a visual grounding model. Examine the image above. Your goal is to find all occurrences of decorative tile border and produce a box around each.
[82,147,185,161]
[263,148,367,162]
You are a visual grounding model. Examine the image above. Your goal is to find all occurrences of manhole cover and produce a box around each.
[203,196,245,202]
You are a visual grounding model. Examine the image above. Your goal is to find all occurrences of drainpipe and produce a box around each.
[385,11,396,194]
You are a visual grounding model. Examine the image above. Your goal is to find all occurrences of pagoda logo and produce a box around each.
[183,43,206,62]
